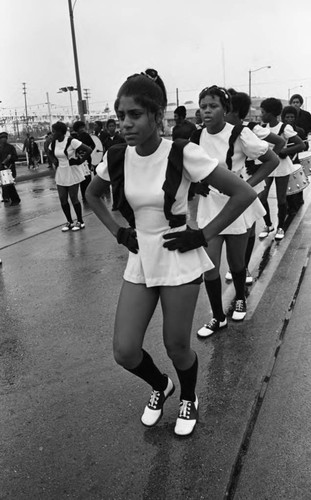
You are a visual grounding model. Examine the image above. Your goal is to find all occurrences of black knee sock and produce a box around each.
[61,202,73,223]
[277,203,287,228]
[204,277,225,321]
[245,235,255,268]
[231,268,246,300]
[174,354,198,402]
[73,202,83,223]
[126,349,167,391]
[262,201,272,226]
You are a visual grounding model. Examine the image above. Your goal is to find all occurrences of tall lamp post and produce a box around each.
[288,85,303,102]
[248,66,271,119]
[68,0,86,121]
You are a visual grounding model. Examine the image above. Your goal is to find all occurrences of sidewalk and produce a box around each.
[15,161,54,183]
[228,200,311,499]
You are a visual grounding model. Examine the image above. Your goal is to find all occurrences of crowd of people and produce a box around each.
[1,71,311,437]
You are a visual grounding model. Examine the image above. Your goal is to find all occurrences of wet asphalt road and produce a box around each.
[1,174,311,499]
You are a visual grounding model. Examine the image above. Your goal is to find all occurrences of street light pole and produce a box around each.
[22,82,29,131]
[67,0,84,121]
[248,65,271,120]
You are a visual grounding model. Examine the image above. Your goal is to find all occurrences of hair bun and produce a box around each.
[142,68,158,81]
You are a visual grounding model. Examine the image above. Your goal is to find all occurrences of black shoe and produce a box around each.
[10,200,21,206]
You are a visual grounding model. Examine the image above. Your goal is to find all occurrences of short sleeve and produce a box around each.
[71,138,82,150]
[283,124,297,140]
[95,152,110,182]
[253,124,270,140]
[183,142,218,182]
[239,127,269,160]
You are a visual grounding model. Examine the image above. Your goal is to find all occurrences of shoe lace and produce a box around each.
[235,300,244,312]
[179,400,191,418]
[207,318,218,329]
[149,390,160,408]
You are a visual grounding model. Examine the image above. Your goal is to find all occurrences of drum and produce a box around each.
[0,169,15,186]
[287,165,309,196]
[299,152,311,176]
[91,135,104,167]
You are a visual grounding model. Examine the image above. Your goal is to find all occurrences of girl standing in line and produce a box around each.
[224,89,285,284]
[258,98,304,240]
[86,70,257,437]
[50,121,92,232]
[192,86,279,338]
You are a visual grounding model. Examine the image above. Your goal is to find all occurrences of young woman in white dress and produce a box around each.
[86,70,257,437]
[259,98,305,240]
[192,86,279,338]
[50,122,92,232]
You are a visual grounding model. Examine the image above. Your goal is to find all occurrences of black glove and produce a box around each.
[193,182,210,197]
[69,158,81,166]
[163,227,207,253]
[279,151,288,159]
[116,227,139,254]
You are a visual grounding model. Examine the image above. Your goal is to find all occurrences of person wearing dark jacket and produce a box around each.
[289,94,311,136]
[102,119,126,150]
[172,106,197,141]
[72,121,95,202]
[0,132,21,205]
[27,137,40,169]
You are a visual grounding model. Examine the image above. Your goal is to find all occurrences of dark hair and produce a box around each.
[114,68,167,115]
[52,121,67,135]
[281,105,297,121]
[227,87,238,96]
[260,97,283,117]
[174,105,187,118]
[199,85,231,113]
[106,118,116,127]
[72,120,86,132]
[230,92,251,120]
[289,93,303,105]
[95,120,103,128]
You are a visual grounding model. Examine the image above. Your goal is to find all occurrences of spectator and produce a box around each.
[44,132,53,168]
[102,119,126,150]
[0,131,21,206]
[27,137,40,170]
[289,94,311,136]
[94,120,109,147]
[172,105,197,140]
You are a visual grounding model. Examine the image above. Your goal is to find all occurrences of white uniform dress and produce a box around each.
[51,137,85,186]
[196,123,268,234]
[242,122,271,194]
[264,122,297,177]
[96,138,218,287]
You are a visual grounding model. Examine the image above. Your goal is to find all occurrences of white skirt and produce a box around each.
[197,190,266,235]
[55,164,85,186]
[123,209,214,287]
[268,157,296,177]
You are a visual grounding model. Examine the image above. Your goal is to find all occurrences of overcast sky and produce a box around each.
[2,0,311,117]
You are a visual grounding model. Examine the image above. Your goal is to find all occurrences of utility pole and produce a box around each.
[68,0,85,121]
[15,110,20,139]
[176,88,179,107]
[22,82,29,131]
[46,92,53,130]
